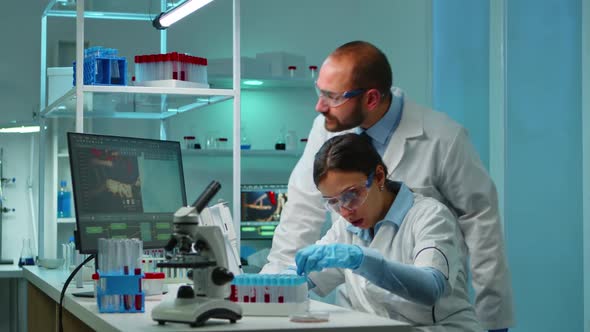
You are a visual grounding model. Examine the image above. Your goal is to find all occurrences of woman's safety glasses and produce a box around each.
[315,84,366,108]
[323,172,374,213]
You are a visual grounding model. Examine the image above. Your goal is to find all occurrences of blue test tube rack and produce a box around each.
[72,46,127,86]
[96,272,144,313]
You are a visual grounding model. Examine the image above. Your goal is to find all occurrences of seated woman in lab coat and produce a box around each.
[295,133,481,331]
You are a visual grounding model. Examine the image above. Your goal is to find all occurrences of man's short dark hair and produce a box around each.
[331,41,393,95]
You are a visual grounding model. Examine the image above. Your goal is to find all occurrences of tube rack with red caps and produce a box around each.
[230,274,309,316]
[133,52,208,86]
[95,238,144,313]
[93,269,145,313]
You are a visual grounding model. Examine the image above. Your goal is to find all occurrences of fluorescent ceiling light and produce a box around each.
[0,126,40,134]
[153,0,214,30]
[243,80,263,86]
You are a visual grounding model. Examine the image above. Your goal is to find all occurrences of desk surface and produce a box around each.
[0,264,22,278]
[23,266,411,332]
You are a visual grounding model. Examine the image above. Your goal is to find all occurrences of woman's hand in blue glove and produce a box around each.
[295,243,364,275]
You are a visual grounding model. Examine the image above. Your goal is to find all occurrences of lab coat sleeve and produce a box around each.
[439,128,514,329]
[260,116,330,274]
[410,199,462,288]
[354,246,447,306]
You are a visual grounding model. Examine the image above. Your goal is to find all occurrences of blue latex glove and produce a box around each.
[280,266,298,275]
[295,244,364,275]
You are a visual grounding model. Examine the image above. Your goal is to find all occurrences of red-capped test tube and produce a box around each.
[288,66,297,78]
[309,65,318,79]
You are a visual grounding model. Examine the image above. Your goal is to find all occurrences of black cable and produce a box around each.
[59,254,95,332]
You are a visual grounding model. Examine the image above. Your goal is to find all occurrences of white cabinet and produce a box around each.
[38,0,242,259]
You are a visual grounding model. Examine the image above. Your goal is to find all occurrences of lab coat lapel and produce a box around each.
[382,99,424,174]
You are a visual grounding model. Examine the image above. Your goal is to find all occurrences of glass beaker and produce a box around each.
[18,238,35,267]
[205,131,219,150]
[240,127,251,150]
[285,130,297,150]
[217,137,229,149]
[275,127,286,150]
[183,136,195,150]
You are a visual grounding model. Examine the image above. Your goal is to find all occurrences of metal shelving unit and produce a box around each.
[43,85,234,119]
[38,0,242,259]
[182,148,303,158]
[208,75,314,90]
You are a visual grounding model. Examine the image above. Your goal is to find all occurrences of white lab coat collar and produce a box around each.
[382,94,427,174]
[346,182,414,240]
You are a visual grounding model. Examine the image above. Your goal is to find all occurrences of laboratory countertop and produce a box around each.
[23,266,412,332]
[0,264,22,278]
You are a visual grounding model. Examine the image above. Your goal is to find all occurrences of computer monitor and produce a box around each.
[240,184,287,240]
[67,132,187,254]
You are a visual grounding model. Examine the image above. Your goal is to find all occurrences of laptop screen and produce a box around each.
[67,132,187,253]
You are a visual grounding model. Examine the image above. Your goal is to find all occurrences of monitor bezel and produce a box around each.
[67,132,187,254]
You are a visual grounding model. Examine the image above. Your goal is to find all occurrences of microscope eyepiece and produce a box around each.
[192,181,221,213]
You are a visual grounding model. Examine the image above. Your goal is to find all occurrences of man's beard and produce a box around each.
[323,105,365,132]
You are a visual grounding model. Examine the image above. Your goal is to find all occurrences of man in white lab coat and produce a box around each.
[261,40,514,331]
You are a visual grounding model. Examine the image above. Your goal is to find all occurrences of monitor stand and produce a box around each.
[72,255,96,297]
[72,291,94,298]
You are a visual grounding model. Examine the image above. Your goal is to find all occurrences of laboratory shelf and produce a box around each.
[81,84,234,96]
[42,86,234,120]
[57,218,76,224]
[182,149,303,158]
[209,75,314,89]
[44,1,160,20]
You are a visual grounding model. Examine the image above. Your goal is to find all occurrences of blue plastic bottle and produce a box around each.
[57,180,72,218]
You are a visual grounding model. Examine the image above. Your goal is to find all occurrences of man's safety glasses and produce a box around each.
[323,172,374,213]
[315,84,366,108]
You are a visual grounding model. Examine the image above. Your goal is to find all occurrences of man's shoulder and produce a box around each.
[405,99,464,140]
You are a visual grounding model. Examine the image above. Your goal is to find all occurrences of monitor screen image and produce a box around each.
[240,184,288,222]
[67,132,187,253]
[240,184,287,240]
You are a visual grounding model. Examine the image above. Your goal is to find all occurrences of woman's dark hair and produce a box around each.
[313,133,388,186]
